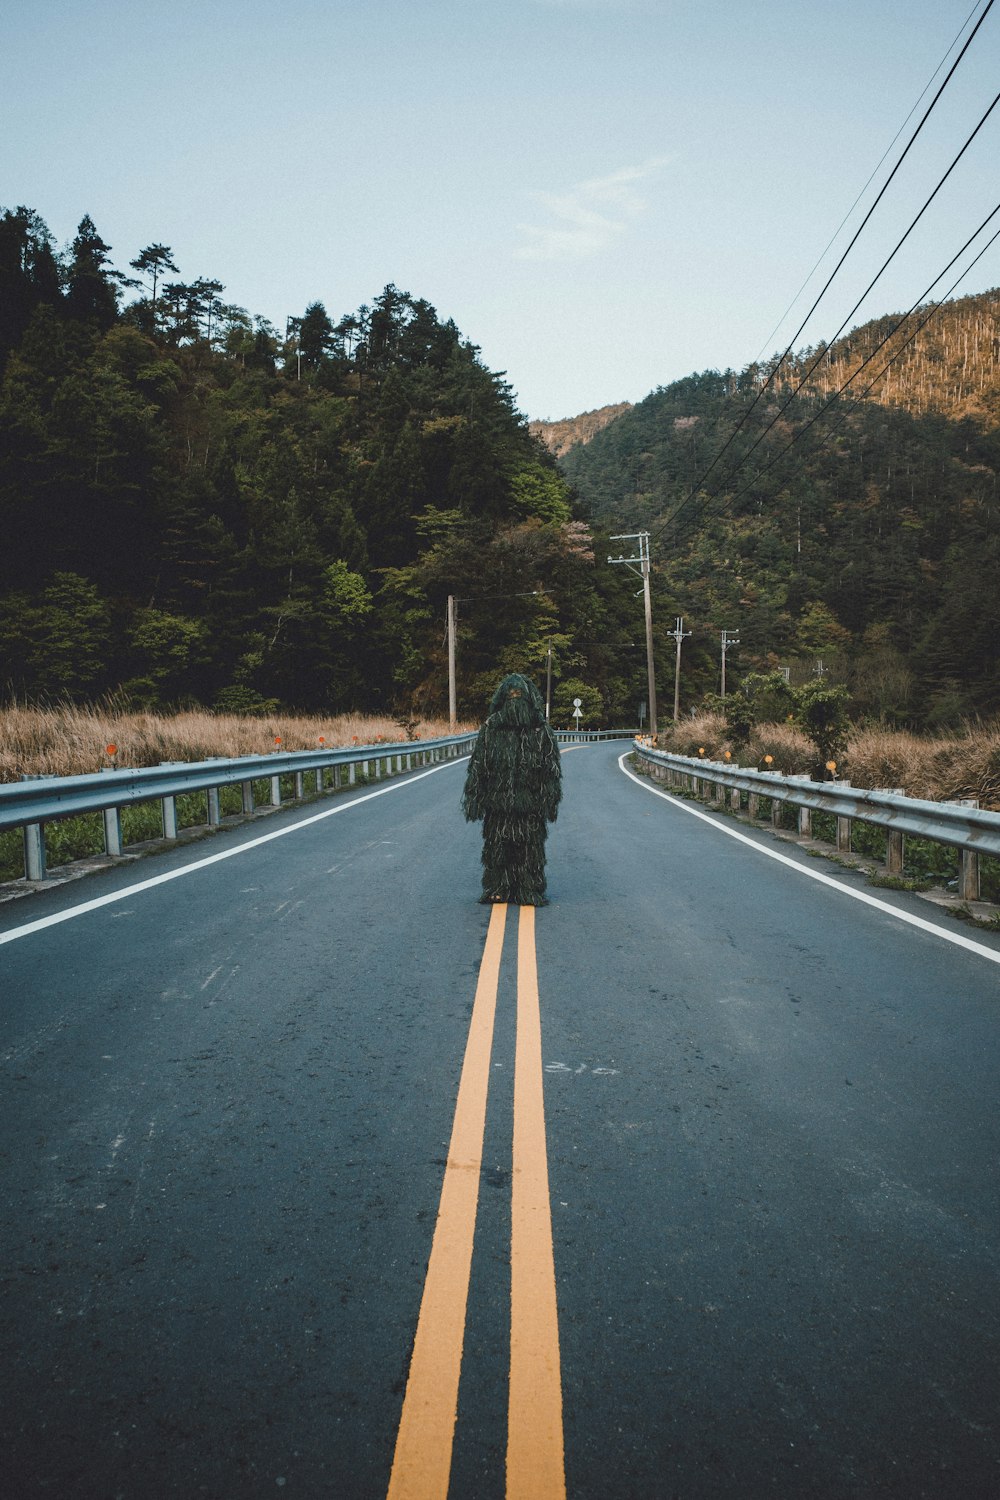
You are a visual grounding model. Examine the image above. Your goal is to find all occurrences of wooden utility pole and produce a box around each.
[447,595,457,730]
[608,533,658,739]
[671,616,690,723]
[720,629,740,698]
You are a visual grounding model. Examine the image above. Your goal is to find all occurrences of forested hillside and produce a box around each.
[559,289,1000,725]
[4,205,998,730]
[0,207,650,722]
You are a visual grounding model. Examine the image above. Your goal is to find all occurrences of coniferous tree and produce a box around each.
[128,243,178,332]
[65,215,121,329]
[298,301,335,368]
[0,206,61,361]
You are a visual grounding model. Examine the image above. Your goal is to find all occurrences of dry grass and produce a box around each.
[847,722,1000,807]
[0,703,476,783]
[656,713,1000,809]
[6,702,1000,809]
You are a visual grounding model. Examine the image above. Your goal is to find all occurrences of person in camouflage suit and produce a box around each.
[461,672,562,906]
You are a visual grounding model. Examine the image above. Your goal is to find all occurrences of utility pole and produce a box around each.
[671,616,690,723]
[447,595,457,730]
[720,629,740,698]
[608,532,658,739]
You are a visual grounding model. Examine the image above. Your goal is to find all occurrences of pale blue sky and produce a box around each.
[4,0,998,418]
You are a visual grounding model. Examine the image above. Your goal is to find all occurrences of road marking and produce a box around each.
[0,759,467,949]
[387,902,507,1500]
[387,905,566,1497]
[618,753,1000,967]
[508,905,566,1500]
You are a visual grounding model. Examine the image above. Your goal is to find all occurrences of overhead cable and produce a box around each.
[701,84,1000,496]
[664,206,1000,548]
[751,0,991,365]
[654,79,1000,548]
[651,0,996,534]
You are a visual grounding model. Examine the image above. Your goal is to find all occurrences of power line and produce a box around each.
[751,0,991,366]
[723,216,1000,518]
[722,0,995,446]
[703,85,1000,494]
[654,78,1000,548]
[665,207,1000,548]
[647,0,996,544]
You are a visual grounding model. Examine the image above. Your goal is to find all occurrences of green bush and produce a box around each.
[792,680,851,771]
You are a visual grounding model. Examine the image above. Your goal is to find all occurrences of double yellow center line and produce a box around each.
[386,904,565,1499]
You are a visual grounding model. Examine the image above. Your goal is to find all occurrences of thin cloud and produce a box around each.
[514,159,666,263]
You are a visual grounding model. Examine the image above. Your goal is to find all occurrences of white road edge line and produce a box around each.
[618,753,1000,968]
[0,759,468,948]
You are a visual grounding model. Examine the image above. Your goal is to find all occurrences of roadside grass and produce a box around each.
[0,704,470,783]
[0,707,465,882]
[656,713,1000,809]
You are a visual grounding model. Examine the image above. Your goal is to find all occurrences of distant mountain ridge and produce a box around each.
[770,286,1000,424]
[529,402,633,457]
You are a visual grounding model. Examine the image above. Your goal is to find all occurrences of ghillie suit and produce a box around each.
[461,673,562,906]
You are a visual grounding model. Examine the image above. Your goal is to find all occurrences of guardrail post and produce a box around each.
[97,768,123,855]
[771,798,783,829]
[748,792,759,820]
[731,788,741,813]
[295,771,304,799]
[158,762,181,838]
[948,799,981,900]
[837,815,852,853]
[348,763,356,786]
[270,774,282,806]
[874,791,904,874]
[23,822,46,880]
[207,786,221,826]
[103,806,123,857]
[798,806,812,836]
[315,768,324,793]
[960,848,981,902]
[242,780,255,815]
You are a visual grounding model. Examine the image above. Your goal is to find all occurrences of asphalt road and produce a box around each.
[1,743,998,1499]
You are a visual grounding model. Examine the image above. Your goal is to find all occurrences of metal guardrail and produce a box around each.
[633,741,1000,902]
[554,729,637,743]
[1,733,477,882]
